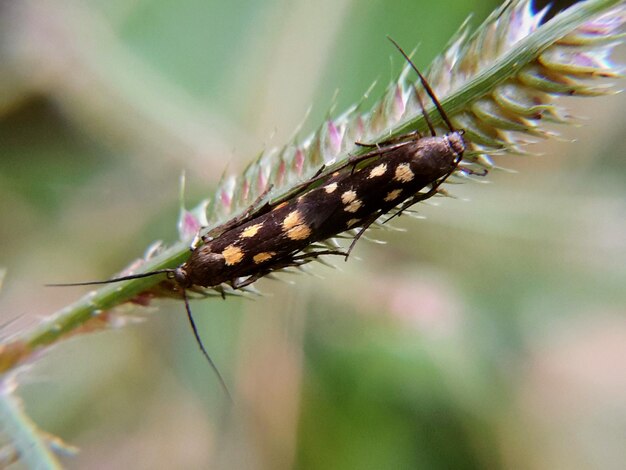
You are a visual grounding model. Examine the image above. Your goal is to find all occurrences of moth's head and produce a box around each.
[172,266,192,288]
[172,247,227,289]
[445,130,465,159]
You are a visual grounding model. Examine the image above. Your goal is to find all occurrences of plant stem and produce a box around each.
[0,381,62,469]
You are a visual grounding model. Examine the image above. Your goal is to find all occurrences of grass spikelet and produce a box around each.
[209,0,624,220]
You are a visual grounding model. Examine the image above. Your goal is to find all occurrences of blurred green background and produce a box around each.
[1,0,625,468]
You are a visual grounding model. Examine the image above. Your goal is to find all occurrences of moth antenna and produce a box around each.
[46,269,174,287]
[412,84,436,137]
[182,289,233,403]
[387,36,456,133]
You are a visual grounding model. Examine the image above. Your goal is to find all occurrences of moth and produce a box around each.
[52,38,471,398]
[172,40,466,291]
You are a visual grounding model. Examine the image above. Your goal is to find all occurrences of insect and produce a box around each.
[51,38,470,399]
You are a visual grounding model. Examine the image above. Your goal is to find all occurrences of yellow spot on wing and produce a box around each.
[283,210,303,230]
[324,182,338,193]
[253,252,275,264]
[341,190,357,204]
[394,163,414,182]
[272,202,288,211]
[345,199,362,213]
[368,163,387,178]
[346,218,360,228]
[384,189,403,202]
[282,210,311,240]
[222,245,244,266]
[287,224,311,240]
[241,223,263,238]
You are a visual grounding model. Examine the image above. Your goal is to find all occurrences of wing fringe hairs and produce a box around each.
[0,0,624,463]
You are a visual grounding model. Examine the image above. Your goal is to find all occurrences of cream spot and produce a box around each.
[346,218,360,228]
[287,224,311,240]
[368,163,387,179]
[222,245,244,266]
[283,210,303,230]
[341,190,357,204]
[384,189,403,202]
[241,223,263,238]
[324,182,338,194]
[253,252,275,264]
[394,163,414,182]
[282,210,311,240]
[344,199,362,213]
[272,201,288,211]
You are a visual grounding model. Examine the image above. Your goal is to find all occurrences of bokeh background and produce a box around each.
[1,0,625,468]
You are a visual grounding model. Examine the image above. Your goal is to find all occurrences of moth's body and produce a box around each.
[175,132,465,289]
[52,39,469,397]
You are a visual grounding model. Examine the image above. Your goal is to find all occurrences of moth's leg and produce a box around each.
[208,284,227,300]
[249,164,333,217]
[203,185,276,241]
[459,166,489,177]
[386,155,467,223]
[355,130,421,148]
[270,139,416,202]
[354,142,379,148]
[190,230,203,251]
[290,249,348,263]
[346,140,412,165]
[338,140,415,176]
[230,272,267,289]
[229,257,302,290]
[383,184,441,224]
[230,249,348,290]
[273,248,348,271]
[311,164,327,179]
[345,212,383,259]
[304,141,413,181]
[285,164,328,197]
[241,184,276,217]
